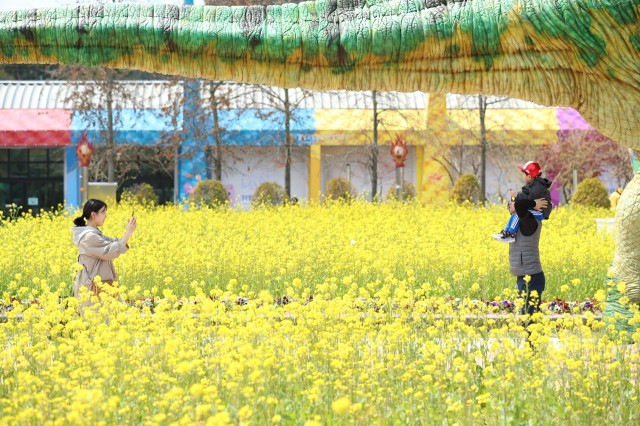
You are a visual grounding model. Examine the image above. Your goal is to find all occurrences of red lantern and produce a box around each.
[75,131,94,167]
[390,134,408,167]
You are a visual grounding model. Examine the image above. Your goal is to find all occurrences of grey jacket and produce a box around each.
[72,226,128,297]
[509,221,543,276]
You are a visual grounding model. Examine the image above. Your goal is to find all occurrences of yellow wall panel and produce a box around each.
[448,109,560,132]
[420,94,451,204]
[308,145,322,202]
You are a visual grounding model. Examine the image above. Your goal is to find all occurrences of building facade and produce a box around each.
[0,80,602,211]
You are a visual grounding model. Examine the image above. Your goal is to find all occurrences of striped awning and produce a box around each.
[0,110,72,146]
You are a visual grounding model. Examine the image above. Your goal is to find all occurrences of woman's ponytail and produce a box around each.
[73,199,107,227]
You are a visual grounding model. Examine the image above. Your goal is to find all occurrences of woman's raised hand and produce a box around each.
[126,216,137,234]
[121,217,137,246]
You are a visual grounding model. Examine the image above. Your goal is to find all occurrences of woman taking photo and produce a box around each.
[72,199,137,301]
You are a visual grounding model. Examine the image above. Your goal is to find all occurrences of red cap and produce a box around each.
[518,161,541,178]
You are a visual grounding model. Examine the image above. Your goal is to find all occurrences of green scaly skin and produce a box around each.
[1,1,639,147]
[0,0,639,311]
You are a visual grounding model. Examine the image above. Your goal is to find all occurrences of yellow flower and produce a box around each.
[331,397,351,414]
[190,383,204,398]
[238,405,253,420]
[0,201,625,423]
[476,393,491,405]
[207,412,231,425]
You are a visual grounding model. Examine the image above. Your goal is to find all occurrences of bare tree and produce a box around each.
[431,95,533,202]
[53,66,147,185]
[155,78,254,200]
[363,91,419,200]
[254,86,313,198]
[197,81,249,181]
[206,81,226,181]
[318,91,418,200]
[154,77,184,202]
[477,95,512,204]
[478,95,489,204]
[105,72,116,181]
[371,90,380,199]
[430,134,480,185]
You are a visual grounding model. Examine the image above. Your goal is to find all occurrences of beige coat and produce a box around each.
[72,226,129,297]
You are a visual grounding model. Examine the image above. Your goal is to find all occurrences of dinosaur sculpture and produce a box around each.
[0,0,638,325]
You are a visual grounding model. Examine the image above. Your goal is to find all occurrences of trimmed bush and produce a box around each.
[571,178,610,208]
[252,182,288,207]
[189,180,229,207]
[386,181,416,201]
[121,183,159,205]
[450,174,481,204]
[325,177,355,201]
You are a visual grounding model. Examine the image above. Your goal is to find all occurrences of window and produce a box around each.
[0,148,65,214]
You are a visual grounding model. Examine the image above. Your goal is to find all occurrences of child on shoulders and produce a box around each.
[492,161,553,243]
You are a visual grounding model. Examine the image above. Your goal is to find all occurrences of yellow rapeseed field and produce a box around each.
[1,202,638,425]
[0,201,616,300]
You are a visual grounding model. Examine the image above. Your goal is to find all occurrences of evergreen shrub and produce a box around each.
[450,174,481,204]
[189,180,229,207]
[252,182,288,207]
[571,178,610,208]
[325,177,355,201]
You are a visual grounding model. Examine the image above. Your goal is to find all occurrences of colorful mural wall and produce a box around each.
[0,92,623,207]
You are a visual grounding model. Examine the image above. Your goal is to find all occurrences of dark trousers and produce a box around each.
[516,272,545,315]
